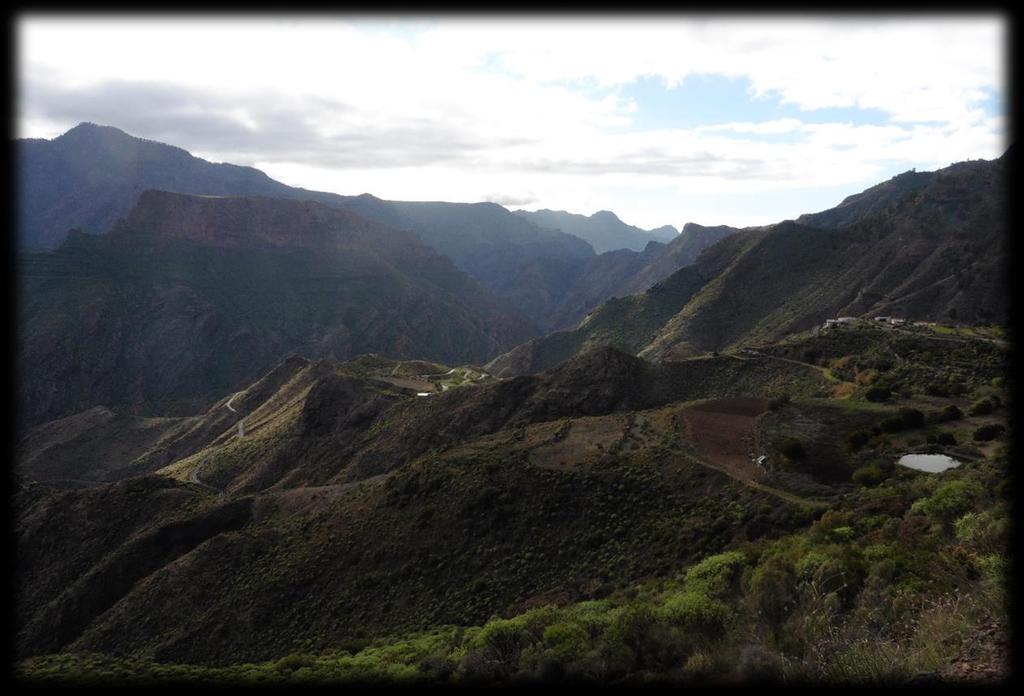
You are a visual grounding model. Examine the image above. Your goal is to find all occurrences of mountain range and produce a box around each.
[14,345,831,663]
[16,190,533,429]
[513,208,677,254]
[488,152,1008,376]
[13,122,1012,684]
[17,123,734,332]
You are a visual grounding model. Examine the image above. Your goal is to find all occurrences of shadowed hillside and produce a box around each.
[17,123,738,332]
[489,153,1008,376]
[16,191,533,429]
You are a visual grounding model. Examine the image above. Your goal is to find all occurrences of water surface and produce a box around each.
[897,453,962,473]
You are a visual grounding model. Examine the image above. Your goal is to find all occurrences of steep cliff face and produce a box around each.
[17,192,534,429]
[117,191,393,250]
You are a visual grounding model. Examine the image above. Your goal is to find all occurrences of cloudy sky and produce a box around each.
[18,14,1006,230]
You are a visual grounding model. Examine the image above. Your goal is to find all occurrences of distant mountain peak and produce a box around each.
[59,121,112,135]
[648,225,678,236]
[514,208,676,254]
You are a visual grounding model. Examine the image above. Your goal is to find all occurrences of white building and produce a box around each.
[824,316,857,329]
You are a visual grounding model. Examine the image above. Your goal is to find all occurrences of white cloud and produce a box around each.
[17,14,1006,229]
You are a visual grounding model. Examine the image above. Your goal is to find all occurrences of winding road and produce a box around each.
[186,391,244,494]
[188,464,222,495]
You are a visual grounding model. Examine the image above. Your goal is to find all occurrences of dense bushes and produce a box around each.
[17,445,1009,687]
[912,479,984,531]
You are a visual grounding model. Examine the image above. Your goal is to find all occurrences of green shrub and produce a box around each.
[683,651,715,678]
[749,558,798,629]
[954,508,1008,554]
[795,550,829,581]
[972,424,1004,442]
[968,399,994,416]
[848,430,872,451]
[541,622,589,664]
[948,380,968,396]
[979,554,1007,586]
[865,386,891,402]
[659,590,733,638]
[811,547,867,608]
[852,464,886,487]
[898,408,925,429]
[683,551,747,598]
[935,432,957,446]
[275,654,316,673]
[937,405,962,421]
[604,604,680,671]
[471,618,532,676]
[917,479,984,530]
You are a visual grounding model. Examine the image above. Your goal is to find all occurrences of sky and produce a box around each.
[17,14,1007,230]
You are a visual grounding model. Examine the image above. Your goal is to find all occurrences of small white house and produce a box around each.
[824,316,857,329]
[874,316,890,322]
[889,317,907,326]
